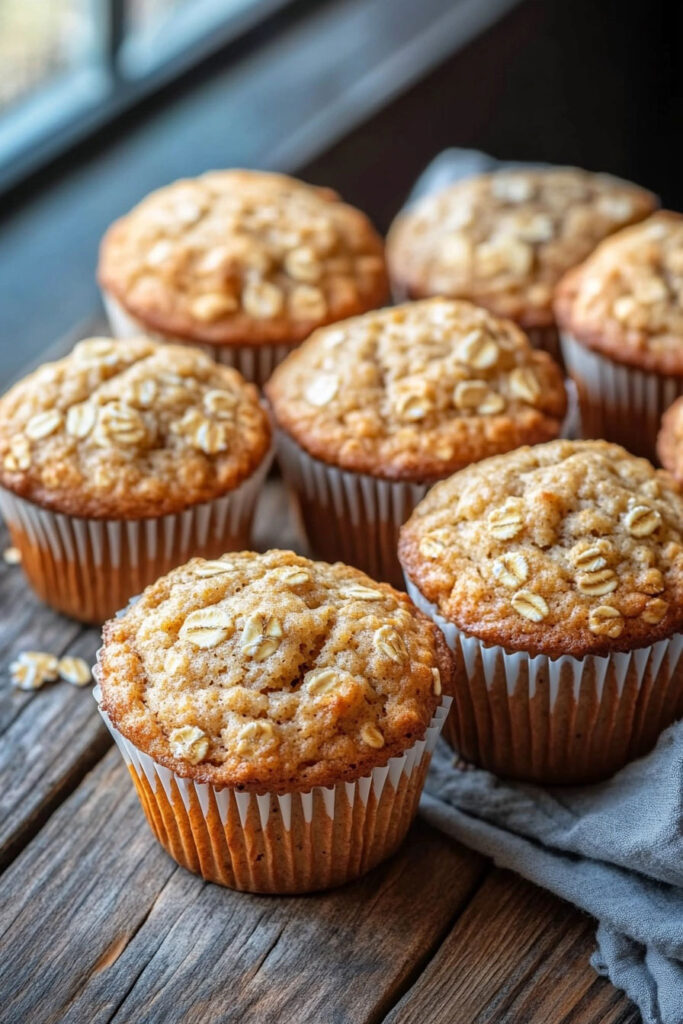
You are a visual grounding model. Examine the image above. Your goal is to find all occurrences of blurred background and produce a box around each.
[0,0,679,383]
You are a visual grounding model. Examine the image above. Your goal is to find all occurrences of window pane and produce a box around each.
[126,0,192,35]
[0,0,101,115]
[121,0,270,75]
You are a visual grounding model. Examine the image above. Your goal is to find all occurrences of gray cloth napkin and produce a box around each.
[421,725,683,1024]
[404,145,545,202]
[410,149,682,1021]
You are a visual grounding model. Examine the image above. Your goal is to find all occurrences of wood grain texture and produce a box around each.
[0,520,107,867]
[0,749,487,1024]
[384,869,640,1024]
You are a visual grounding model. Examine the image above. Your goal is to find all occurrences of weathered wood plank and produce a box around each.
[383,869,639,1024]
[0,748,488,1024]
[0,629,108,871]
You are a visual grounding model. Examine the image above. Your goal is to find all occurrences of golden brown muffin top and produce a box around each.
[97,549,453,792]
[265,299,567,482]
[657,397,683,483]
[98,170,389,347]
[555,212,683,375]
[0,337,271,519]
[399,440,683,658]
[387,168,656,328]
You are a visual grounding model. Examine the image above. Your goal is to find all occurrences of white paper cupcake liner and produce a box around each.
[404,573,683,784]
[102,291,296,387]
[276,429,428,588]
[93,667,451,893]
[0,449,272,623]
[561,330,683,461]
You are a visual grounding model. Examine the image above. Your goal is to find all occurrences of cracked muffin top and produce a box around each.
[387,168,656,328]
[97,549,453,791]
[0,336,271,519]
[555,212,683,375]
[265,299,567,481]
[399,440,683,658]
[98,170,389,347]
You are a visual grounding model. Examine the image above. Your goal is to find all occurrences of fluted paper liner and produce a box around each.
[405,574,683,784]
[93,665,451,894]
[0,450,272,623]
[561,329,683,461]
[103,291,296,388]
[276,430,428,588]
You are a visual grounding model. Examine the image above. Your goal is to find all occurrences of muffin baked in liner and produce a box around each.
[94,551,453,893]
[266,299,567,588]
[99,170,389,387]
[556,212,683,461]
[0,337,272,622]
[95,683,450,893]
[399,440,683,784]
[387,167,656,362]
[404,578,682,785]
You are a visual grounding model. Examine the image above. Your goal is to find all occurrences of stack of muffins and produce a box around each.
[3,163,682,895]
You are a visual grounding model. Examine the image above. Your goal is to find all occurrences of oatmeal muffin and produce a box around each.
[556,212,683,460]
[266,298,566,586]
[98,169,389,386]
[0,337,272,622]
[387,167,656,361]
[399,439,683,784]
[95,549,454,892]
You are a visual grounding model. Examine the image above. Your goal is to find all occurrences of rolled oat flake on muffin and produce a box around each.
[96,549,454,892]
[399,440,683,784]
[0,336,272,621]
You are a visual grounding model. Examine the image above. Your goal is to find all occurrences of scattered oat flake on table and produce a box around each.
[10,651,59,691]
[3,546,21,565]
[57,656,92,687]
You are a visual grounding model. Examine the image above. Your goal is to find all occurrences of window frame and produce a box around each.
[0,0,302,196]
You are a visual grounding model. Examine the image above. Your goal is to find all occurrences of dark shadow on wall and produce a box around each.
[302,0,682,230]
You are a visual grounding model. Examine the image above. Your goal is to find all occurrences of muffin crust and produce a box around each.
[555,212,683,375]
[387,168,656,327]
[98,549,453,792]
[98,170,389,347]
[657,397,683,482]
[266,299,567,481]
[399,440,683,657]
[0,337,271,519]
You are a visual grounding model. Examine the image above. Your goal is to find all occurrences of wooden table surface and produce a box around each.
[0,332,640,1024]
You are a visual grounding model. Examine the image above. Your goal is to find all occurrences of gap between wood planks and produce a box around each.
[368,865,492,1024]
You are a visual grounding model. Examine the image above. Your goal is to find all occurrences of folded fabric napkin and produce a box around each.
[421,725,683,1024]
[405,145,543,202]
